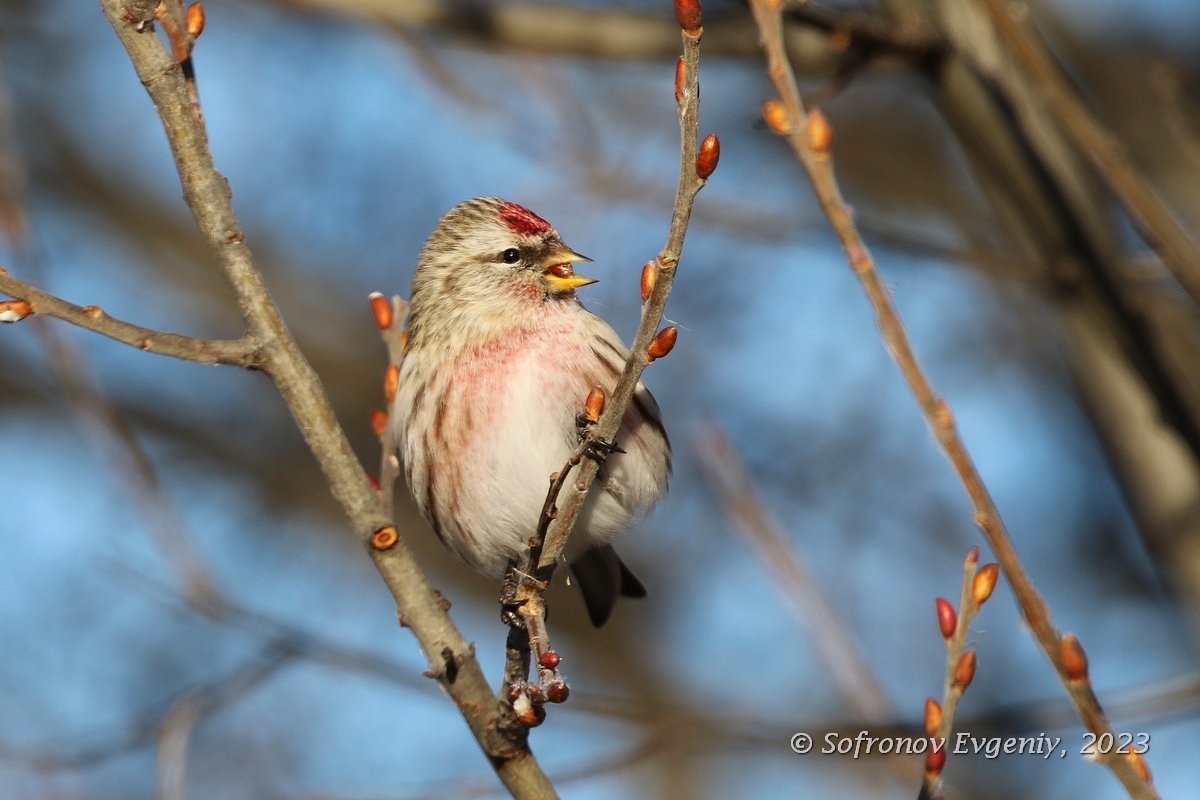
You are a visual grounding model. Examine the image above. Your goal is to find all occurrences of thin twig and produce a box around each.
[693,423,893,723]
[921,550,997,797]
[503,13,711,718]
[746,1,1157,797]
[95,2,554,796]
[0,272,263,368]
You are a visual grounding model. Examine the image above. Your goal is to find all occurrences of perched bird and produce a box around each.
[392,197,671,627]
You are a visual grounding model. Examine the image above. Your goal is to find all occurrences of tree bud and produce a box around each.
[696,133,720,179]
[954,649,977,690]
[186,2,205,38]
[763,99,790,135]
[584,388,605,424]
[369,292,393,330]
[641,262,658,302]
[1060,633,1088,681]
[673,0,702,33]
[646,326,678,362]
[935,597,956,639]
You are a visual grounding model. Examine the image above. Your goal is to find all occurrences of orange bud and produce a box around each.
[371,525,398,550]
[83,305,104,318]
[972,563,999,605]
[0,265,7,274]
[640,262,658,302]
[584,387,606,423]
[954,649,977,690]
[186,2,205,38]
[0,299,32,323]
[370,408,388,437]
[925,745,946,775]
[1060,633,1088,681]
[384,364,400,403]
[673,0,702,33]
[965,546,979,565]
[807,108,833,153]
[674,57,685,104]
[924,697,942,738]
[369,292,393,330]
[696,133,720,180]
[763,99,790,135]
[935,597,956,639]
[1127,751,1152,783]
[646,326,678,362]
[400,329,409,352]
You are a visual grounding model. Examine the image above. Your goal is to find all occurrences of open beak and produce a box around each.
[541,247,597,293]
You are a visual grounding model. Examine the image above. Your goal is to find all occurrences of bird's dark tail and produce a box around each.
[570,545,647,627]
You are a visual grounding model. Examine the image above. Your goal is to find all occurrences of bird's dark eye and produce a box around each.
[502,248,521,264]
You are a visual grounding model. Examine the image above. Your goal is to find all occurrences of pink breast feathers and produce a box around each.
[498,201,553,237]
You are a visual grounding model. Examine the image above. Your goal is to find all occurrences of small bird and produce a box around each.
[392,197,671,627]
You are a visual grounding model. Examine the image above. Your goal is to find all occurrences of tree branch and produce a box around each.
[97,1,555,796]
[747,1,1157,797]
[0,271,264,369]
[972,0,1200,310]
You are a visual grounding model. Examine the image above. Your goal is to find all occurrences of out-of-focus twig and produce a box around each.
[969,0,1200,310]
[693,423,893,723]
[747,1,1158,796]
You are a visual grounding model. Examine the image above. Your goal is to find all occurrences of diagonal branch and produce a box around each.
[96,1,555,796]
[534,26,708,576]
[747,1,1157,797]
[0,271,264,369]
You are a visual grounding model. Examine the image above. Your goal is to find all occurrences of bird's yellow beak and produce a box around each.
[542,247,597,293]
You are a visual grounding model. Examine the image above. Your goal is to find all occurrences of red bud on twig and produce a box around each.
[538,650,561,670]
[646,326,678,362]
[935,597,956,639]
[924,697,942,738]
[186,2,205,38]
[384,364,400,403]
[674,57,685,104]
[641,262,658,302]
[965,546,979,565]
[673,0,702,33]
[584,387,606,424]
[370,408,388,437]
[953,649,977,690]
[371,526,398,550]
[972,563,999,605]
[763,99,790,135]
[807,108,833,154]
[925,746,946,775]
[546,680,570,704]
[696,134,720,179]
[369,292,393,330]
[367,474,380,491]
[0,299,32,323]
[1060,633,1088,681]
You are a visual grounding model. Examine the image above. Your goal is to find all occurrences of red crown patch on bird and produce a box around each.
[498,201,553,237]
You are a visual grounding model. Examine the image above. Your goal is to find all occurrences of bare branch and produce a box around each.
[0,271,264,369]
[747,1,1158,796]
